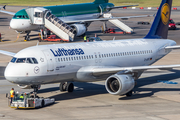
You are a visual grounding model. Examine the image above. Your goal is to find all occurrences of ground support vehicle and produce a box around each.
[169,19,176,30]
[7,93,55,109]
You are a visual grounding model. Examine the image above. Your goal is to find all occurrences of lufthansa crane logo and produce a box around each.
[34,66,40,74]
[161,3,170,25]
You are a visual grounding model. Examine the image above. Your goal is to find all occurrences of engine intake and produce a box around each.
[105,74,135,95]
[70,24,87,36]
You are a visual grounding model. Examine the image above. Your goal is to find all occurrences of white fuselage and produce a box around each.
[4,38,176,85]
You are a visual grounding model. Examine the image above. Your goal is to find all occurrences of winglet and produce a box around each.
[3,5,6,10]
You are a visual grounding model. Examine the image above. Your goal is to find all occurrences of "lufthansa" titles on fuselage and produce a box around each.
[50,48,85,57]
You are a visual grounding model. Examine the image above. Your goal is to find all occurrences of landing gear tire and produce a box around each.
[126,90,133,97]
[59,82,67,92]
[66,82,74,92]
[59,82,74,92]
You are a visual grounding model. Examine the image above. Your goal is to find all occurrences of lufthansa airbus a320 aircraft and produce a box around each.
[0,0,179,97]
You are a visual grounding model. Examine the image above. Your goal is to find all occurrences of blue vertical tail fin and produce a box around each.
[144,0,172,39]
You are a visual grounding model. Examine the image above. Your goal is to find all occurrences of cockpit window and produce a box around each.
[13,9,29,19]
[26,58,33,64]
[32,58,38,64]
[16,58,26,63]
[11,57,17,63]
[14,57,38,64]
[13,15,29,19]
[16,15,22,18]
[25,15,29,19]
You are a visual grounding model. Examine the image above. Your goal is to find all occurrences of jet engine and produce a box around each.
[70,24,87,36]
[105,74,135,95]
[17,84,41,89]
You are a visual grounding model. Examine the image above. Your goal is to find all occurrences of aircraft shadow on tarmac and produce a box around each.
[38,82,107,101]
[120,69,180,100]
[37,70,180,101]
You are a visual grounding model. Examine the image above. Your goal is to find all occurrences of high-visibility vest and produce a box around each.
[84,36,87,41]
[20,96,24,99]
[10,90,14,98]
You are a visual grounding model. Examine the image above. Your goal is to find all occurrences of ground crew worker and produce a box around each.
[84,35,87,42]
[10,88,15,103]
[20,94,24,100]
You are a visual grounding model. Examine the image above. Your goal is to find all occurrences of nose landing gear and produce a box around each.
[31,85,40,97]
[24,31,31,41]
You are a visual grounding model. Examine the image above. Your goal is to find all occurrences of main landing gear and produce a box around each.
[59,82,74,92]
[126,90,133,97]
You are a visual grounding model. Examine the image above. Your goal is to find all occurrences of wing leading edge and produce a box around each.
[91,65,180,76]
[0,10,15,15]
[65,15,153,24]
[0,50,16,57]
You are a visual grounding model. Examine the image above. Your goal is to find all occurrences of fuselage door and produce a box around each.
[43,50,54,72]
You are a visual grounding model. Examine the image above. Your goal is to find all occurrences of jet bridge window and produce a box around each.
[34,12,43,18]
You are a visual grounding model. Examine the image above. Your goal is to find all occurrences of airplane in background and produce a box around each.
[0,0,152,41]
[0,0,179,97]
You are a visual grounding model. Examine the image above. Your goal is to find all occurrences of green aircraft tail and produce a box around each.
[94,0,108,4]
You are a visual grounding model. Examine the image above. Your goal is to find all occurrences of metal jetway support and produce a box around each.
[103,13,133,33]
[25,7,75,41]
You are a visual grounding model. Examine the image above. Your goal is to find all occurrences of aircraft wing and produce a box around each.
[65,15,153,24]
[107,5,139,10]
[91,65,180,76]
[0,50,16,57]
[0,10,15,15]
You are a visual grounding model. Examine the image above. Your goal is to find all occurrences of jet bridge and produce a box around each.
[25,7,75,41]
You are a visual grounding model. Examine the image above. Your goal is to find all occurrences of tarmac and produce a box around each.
[0,5,180,120]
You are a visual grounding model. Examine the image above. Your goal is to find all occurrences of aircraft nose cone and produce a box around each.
[4,63,19,84]
[10,19,18,30]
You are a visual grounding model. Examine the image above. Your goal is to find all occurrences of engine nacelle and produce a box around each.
[17,84,41,89]
[70,24,87,36]
[105,74,135,95]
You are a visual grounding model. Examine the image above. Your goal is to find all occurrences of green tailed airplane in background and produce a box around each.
[0,0,151,41]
